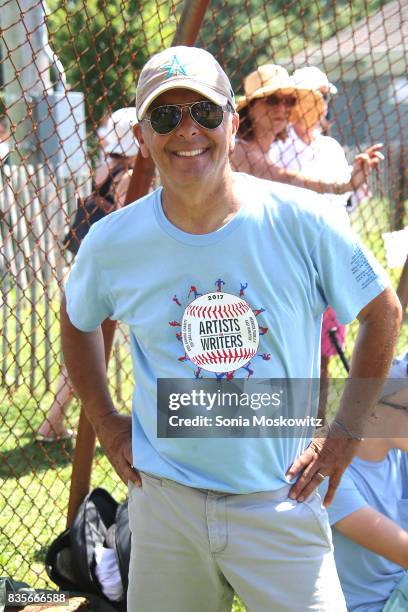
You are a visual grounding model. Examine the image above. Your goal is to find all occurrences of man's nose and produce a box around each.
[174,108,199,137]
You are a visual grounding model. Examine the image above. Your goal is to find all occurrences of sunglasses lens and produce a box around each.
[285,97,297,108]
[191,101,224,129]
[150,106,182,134]
[266,95,297,108]
[266,95,280,106]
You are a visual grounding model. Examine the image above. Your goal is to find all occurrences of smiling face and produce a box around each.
[135,88,239,192]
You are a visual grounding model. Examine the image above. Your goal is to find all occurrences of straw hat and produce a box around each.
[236,65,296,111]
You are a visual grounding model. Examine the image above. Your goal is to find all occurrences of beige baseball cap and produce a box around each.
[235,65,296,111]
[136,46,235,120]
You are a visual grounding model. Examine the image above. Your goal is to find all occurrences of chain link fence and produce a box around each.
[0,0,407,593]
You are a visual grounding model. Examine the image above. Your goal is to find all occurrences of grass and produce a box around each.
[0,196,406,612]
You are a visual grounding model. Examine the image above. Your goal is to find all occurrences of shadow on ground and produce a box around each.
[0,438,75,478]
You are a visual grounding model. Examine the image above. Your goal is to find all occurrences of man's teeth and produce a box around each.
[175,149,205,157]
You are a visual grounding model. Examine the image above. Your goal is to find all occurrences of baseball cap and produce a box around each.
[104,108,139,157]
[292,66,338,94]
[136,46,235,120]
[236,65,296,111]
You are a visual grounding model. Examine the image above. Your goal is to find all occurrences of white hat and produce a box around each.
[104,108,139,157]
[292,66,338,94]
[136,46,234,120]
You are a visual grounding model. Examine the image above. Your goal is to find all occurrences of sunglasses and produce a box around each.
[264,95,297,108]
[322,92,331,102]
[145,101,230,135]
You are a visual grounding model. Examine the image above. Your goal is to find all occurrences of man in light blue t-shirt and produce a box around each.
[62,46,402,611]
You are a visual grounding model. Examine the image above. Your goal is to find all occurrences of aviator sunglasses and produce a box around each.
[264,94,297,108]
[145,100,231,135]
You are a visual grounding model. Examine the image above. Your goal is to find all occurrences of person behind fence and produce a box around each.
[231,64,385,422]
[230,64,383,200]
[61,45,401,611]
[319,352,408,611]
[36,107,139,441]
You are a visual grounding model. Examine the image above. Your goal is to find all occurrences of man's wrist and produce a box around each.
[331,418,364,441]
[83,402,118,430]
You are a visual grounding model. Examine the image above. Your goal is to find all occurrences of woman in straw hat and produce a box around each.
[231,64,298,174]
[234,65,297,149]
[231,64,382,198]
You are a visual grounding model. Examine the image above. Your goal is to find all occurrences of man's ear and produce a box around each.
[229,112,239,152]
[133,124,150,159]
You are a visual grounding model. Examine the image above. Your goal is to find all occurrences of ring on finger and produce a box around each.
[315,472,327,481]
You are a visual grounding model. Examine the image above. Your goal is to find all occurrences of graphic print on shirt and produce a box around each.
[169,281,270,378]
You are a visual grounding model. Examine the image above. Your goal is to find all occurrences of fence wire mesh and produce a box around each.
[0,0,407,594]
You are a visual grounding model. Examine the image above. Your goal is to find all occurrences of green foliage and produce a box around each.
[45,0,178,126]
[45,0,389,123]
[197,0,387,95]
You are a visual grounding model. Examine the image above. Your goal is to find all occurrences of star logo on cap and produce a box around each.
[162,55,188,79]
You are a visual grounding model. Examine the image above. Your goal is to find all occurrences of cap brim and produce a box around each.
[329,83,338,94]
[236,86,296,111]
[137,80,228,120]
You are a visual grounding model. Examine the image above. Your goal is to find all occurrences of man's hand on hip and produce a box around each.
[94,412,141,486]
[286,424,361,506]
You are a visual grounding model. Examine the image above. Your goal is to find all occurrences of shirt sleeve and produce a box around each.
[65,225,113,332]
[319,469,368,525]
[311,205,390,324]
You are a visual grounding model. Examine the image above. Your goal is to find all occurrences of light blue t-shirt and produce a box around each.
[65,173,388,493]
[323,450,408,611]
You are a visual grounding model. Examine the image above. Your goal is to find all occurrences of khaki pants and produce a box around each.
[127,472,346,612]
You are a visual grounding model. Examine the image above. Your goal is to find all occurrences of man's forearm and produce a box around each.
[60,296,116,427]
[334,287,402,437]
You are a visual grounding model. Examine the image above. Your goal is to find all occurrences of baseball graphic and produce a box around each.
[181,292,259,373]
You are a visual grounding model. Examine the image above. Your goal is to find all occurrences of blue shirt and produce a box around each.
[65,173,388,493]
[323,450,408,611]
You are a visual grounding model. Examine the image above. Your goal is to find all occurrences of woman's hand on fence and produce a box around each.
[95,412,141,486]
[350,143,384,191]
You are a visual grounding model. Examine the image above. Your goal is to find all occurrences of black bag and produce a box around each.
[63,165,125,255]
[45,488,131,609]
